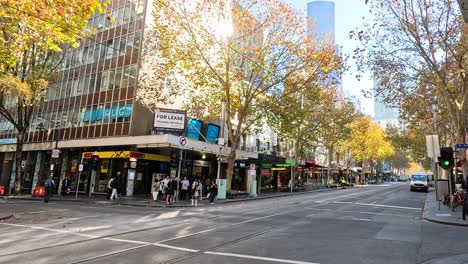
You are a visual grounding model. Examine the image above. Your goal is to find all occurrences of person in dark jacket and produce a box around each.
[463,190,468,221]
[44,176,55,203]
[208,181,218,205]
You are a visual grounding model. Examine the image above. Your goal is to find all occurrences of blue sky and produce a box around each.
[285,0,375,116]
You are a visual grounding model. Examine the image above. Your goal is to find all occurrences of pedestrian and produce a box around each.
[107,176,113,200]
[463,190,468,221]
[109,176,118,200]
[161,175,170,200]
[340,177,346,189]
[181,176,190,200]
[171,177,178,204]
[44,175,55,203]
[208,181,218,205]
[152,178,160,201]
[165,178,176,205]
[191,179,201,206]
[199,179,203,201]
[61,177,70,195]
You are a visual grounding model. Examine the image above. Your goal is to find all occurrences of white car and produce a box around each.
[410,172,429,192]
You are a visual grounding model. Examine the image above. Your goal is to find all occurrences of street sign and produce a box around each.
[426,135,440,158]
[78,164,84,172]
[455,143,468,149]
[51,149,60,158]
[179,136,187,147]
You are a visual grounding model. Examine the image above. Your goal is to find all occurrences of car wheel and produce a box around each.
[410,188,413,192]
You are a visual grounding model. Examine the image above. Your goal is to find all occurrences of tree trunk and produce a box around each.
[14,131,25,194]
[327,145,333,187]
[225,138,238,193]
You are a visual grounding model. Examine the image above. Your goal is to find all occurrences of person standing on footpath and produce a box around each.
[109,176,118,200]
[191,179,201,206]
[44,175,55,203]
[181,177,190,200]
[208,181,218,205]
[165,178,176,205]
[161,175,170,201]
[152,178,160,201]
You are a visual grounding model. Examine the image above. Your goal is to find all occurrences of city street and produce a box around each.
[1,183,468,264]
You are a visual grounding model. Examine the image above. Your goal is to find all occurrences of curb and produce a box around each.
[2,187,349,208]
[422,191,468,227]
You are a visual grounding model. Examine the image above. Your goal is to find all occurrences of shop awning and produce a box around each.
[82,151,170,162]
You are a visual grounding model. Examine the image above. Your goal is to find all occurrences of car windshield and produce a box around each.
[412,175,427,181]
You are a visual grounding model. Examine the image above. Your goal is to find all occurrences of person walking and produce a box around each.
[107,176,114,200]
[181,177,190,201]
[191,179,201,206]
[152,178,160,201]
[208,181,218,205]
[61,177,70,195]
[44,176,55,203]
[109,176,118,200]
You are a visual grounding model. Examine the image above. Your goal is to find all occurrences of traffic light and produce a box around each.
[438,147,454,170]
[170,152,178,168]
[91,154,100,170]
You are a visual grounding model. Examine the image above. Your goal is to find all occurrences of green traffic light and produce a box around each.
[443,161,449,166]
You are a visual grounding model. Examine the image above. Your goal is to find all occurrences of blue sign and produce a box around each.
[83,104,132,122]
[456,143,468,149]
[0,138,17,145]
[186,119,202,140]
[205,124,220,143]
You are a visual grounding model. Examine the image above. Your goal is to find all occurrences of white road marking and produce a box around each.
[348,217,372,222]
[19,209,69,215]
[153,243,199,252]
[205,251,320,264]
[371,201,378,204]
[66,245,150,264]
[316,188,386,203]
[154,210,293,244]
[387,194,395,198]
[134,214,156,223]
[333,201,353,204]
[355,202,421,210]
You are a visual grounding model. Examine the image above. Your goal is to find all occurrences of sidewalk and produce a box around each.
[422,189,468,227]
[0,187,338,208]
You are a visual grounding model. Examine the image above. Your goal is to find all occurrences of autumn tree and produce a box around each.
[0,0,104,193]
[318,89,357,184]
[347,116,394,182]
[351,0,468,182]
[152,0,340,191]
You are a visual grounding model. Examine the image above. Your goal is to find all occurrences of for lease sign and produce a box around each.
[154,108,186,131]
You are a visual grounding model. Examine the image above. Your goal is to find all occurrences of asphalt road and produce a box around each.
[1,182,468,264]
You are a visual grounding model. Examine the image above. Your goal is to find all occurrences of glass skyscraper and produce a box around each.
[307,1,335,42]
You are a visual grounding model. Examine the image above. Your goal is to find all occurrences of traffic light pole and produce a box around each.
[176,148,183,202]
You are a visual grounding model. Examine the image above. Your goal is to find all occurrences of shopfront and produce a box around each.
[81,151,170,196]
[250,154,286,193]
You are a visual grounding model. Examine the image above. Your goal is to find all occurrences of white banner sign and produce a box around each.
[154,108,186,131]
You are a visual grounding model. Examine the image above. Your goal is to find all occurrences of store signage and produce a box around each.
[82,151,170,162]
[82,104,132,122]
[193,160,210,167]
[205,124,220,143]
[186,119,203,140]
[0,138,17,145]
[154,108,186,132]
